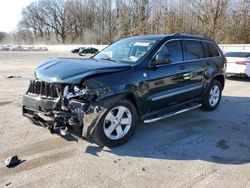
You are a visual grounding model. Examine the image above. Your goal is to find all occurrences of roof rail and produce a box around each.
[173,33,210,39]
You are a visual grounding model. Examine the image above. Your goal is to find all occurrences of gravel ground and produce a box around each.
[0,51,250,188]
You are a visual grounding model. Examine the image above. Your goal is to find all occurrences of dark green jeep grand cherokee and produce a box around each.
[22,34,226,147]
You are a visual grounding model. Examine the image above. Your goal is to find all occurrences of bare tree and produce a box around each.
[16,0,250,44]
[226,0,250,43]
[188,0,229,40]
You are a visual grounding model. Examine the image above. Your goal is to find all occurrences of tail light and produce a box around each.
[223,58,227,70]
[235,61,250,65]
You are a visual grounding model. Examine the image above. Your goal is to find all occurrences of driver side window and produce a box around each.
[158,40,183,63]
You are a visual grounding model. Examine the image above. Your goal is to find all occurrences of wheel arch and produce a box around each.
[124,93,140,115]
[212,74,225,90]
[90,92,139,146]
[98,92,140,115]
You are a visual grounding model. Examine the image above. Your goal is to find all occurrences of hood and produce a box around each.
[35,58,131,84]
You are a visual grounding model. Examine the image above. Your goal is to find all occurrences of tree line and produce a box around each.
[11,0,250,44]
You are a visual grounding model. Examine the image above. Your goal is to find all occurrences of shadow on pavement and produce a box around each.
[85,95,250,165]
[226,76,250,82]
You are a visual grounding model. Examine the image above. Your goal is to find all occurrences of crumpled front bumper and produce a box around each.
[22,94,62,132]
[22,93,103,138]
[22,94,60,111]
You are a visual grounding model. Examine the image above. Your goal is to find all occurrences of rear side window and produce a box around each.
[183,40,204,60]
[159,40,183,63]
[203,42,220,57]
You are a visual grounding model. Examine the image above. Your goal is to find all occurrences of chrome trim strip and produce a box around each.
[151,84,203,101]
[144,104,202,123]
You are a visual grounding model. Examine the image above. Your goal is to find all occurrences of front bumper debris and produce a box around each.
[22,92,102,138]
[22,79,123,139]
[22,104,84,137]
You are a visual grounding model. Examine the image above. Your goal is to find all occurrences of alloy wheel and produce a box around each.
[209,85,220,107]
[103,106,132,140]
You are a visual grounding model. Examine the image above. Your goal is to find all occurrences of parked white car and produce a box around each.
[225,52,250,78]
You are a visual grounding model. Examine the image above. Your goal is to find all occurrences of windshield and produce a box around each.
[225,52,250,58]
[93,38,157,63]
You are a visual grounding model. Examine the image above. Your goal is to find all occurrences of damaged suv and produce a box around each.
[22,34,226,147]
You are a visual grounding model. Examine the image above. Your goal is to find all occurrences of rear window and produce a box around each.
[203,42,220,57]
[183,40,204,60]
[225,52,250,58]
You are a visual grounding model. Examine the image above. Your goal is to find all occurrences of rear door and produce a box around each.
[182,40,207,95]
[202,42,226,75]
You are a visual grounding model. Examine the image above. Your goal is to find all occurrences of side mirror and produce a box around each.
[154,53,172,65]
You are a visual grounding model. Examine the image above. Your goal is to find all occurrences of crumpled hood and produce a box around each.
[35,58,131,84]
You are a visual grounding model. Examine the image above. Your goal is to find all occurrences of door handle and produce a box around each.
[179,65,186,70]
[183,73,192,80]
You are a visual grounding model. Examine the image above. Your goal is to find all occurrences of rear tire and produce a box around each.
[92,99,137,147]
[202,80,222,111]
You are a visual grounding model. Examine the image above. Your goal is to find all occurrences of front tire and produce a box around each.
[92,99,137,147]
[202,80,222,111]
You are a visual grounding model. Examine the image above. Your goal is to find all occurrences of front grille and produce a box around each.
[27,80,59,98]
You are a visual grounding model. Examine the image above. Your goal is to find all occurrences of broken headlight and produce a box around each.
[63,83,98,101]
[63,85,88,99]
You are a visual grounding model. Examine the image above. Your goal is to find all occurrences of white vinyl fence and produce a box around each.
[219,44,250,52]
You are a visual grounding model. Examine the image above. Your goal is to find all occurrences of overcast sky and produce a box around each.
[0,0,35,32]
